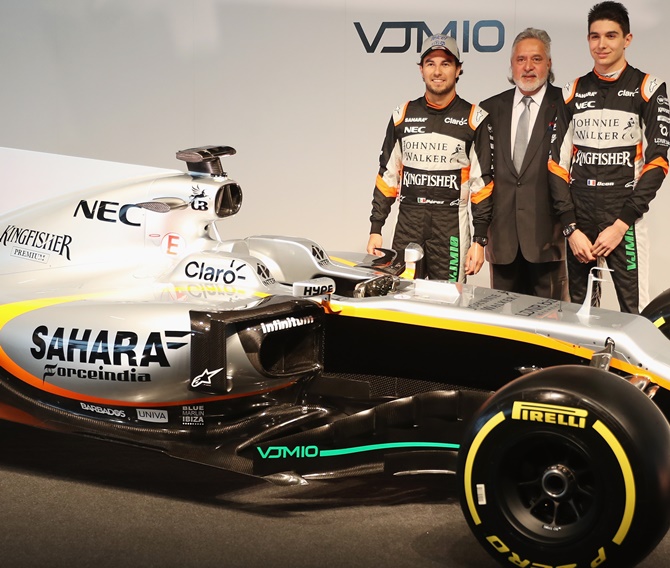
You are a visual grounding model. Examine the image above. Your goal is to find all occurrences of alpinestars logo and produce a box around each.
[191,368,223,388]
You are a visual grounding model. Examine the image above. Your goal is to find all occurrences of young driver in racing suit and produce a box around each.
[366,34,494,282]
[548,1,670,313]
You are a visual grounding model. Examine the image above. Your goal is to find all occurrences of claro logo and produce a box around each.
[354,20,505,54]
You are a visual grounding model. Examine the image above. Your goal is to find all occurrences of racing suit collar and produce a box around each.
[424,91,457,110]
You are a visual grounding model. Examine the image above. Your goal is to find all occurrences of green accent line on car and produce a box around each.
[257,442,460,459]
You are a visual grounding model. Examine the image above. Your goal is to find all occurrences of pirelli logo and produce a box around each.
[511,401,588,429]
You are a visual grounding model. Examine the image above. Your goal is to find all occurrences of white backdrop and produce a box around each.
[1,0,668,307]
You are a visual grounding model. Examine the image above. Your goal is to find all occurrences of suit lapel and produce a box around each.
[497,90,517,175]
[518,85,559,174]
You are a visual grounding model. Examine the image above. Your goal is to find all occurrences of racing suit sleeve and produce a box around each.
[548,84,577,227]
[370,114,402,234]
[468,105,494,238]
[618,78,670,226]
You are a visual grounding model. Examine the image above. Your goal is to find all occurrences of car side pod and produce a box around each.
[458,365,670,568]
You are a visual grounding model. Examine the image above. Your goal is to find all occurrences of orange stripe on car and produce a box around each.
[0,402,50,429]
[0,345,298,408]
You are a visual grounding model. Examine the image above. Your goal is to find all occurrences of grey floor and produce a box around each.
[0,420,668,568]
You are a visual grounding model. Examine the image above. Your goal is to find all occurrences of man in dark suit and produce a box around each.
[480,28,569,300]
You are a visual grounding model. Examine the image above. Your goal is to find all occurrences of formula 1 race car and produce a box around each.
[2,146,670,568]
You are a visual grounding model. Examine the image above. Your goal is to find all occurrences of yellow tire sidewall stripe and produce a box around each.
[463,411,636,546]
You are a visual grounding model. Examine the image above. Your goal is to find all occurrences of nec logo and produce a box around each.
[354,20,505,54]
[576,100,596,110]
[74,200,142,226]
[405,126,426,134]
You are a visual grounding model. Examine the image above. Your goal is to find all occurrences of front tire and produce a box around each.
[458,365,670,568]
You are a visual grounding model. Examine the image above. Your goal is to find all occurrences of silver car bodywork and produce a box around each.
[2,146,670,568]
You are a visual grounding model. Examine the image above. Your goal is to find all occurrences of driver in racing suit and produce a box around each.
[367,34,494,282]
[548,1,670,313]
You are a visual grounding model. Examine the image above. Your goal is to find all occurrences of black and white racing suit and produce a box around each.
[369,95,494,282]
[549,64,670,313]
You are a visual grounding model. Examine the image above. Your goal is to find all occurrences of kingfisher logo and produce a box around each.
[354,20,504,54]
[0,225,72,260]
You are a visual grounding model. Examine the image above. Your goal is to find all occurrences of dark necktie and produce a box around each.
[513,96,532,172]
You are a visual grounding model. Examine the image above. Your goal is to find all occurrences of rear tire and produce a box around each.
[642,288,670,339]
[458,365,670,568]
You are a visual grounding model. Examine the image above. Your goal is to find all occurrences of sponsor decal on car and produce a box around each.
[189,186,208,211]
[137,408,169,423]
[0,225,72,260]
[73,200,142,226]
[44,364,151,383]
[511,401,588,429]
[182,405,205,426]
[516,298,560,318]
[256,441,459,459]
[162,233,185,255]
[10,247,49,263]
[468,290,518,311]
[191,367,223,389]
[30,327,189,384]
[80,402,126,418]
[184,259,248,284]
[260,315,315,334]
[30,326,189,367]
[311,245,329,267]
[485,533,608,567]
[257,263,276,285]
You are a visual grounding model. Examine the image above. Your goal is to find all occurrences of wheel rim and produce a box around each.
[498,433,601,543]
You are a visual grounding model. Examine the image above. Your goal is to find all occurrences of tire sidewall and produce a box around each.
[459,366,670,568]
